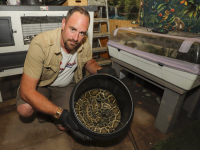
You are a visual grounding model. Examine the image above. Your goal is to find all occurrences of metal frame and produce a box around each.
[0,5,97,11]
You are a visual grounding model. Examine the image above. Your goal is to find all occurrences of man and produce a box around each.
[16,6,116,133]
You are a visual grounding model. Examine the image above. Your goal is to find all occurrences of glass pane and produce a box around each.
[0,17,15,47]
[110,28,200,64]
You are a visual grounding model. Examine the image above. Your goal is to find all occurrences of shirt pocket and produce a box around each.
[40,66,57,81]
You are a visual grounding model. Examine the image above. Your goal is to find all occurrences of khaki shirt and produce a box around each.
[23,28,92,86]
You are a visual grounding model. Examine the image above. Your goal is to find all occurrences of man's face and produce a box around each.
[61,12,89,52]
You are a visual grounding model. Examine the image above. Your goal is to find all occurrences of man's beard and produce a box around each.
[64,39,80,52]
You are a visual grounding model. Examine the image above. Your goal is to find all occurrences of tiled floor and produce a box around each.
[0,73,196,150]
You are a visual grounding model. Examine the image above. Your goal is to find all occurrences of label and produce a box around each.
[40,6,49,11]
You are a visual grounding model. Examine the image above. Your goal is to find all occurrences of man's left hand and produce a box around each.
[97,67,117,77]
[59,109,79,131]
[59,109,93,141]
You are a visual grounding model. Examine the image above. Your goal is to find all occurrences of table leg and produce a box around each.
[186,86,200,118]
[0,77,2,102]
[0,90,2,102]
[112,61,121,78]
[154,88,186,134]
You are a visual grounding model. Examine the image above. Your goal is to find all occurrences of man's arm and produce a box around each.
[85,58,117,77]
[85,58,102,74]
[20,73,79,131]
[20,73,59,115]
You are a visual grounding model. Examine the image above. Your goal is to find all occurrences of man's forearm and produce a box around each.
[85,59,102,74]
[21,90,59,115]
[20,73,59,116]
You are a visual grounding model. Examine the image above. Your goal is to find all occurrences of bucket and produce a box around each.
[70,74,134,140]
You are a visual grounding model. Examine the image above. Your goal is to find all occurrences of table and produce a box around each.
[111,57,200,134]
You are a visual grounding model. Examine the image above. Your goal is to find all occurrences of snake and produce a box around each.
[74,88,121,133]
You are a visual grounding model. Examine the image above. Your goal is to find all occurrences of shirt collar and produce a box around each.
[54,28,62,55]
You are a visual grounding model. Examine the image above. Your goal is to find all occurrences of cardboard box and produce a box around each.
[68,0,87,6]
[62,0,68,6]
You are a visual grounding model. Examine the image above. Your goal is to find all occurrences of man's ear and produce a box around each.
[62,18,66,30]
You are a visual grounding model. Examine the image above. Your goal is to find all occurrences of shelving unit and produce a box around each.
[88,0,112,66]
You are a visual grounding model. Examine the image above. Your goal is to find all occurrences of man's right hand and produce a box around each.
[59,109,79,131]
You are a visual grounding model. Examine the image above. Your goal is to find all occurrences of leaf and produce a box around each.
[157,3,167,9]
[183,9,189,14]
[193,10,197,17]
[157,3,168,12]
[155,17,159,23]
[168,16,175,22]
[189,10,194,18]
[195,4,199,11]
[188,0,194,4]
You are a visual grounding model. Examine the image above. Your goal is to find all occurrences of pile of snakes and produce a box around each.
[74,88,121,133]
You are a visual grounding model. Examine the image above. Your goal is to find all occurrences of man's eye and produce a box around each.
[71,28,75,32]
[80,32,85,36]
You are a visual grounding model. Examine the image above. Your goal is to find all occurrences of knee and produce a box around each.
[17,104,34,117]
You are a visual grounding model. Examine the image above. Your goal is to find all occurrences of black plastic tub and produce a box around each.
[70,74,134,140]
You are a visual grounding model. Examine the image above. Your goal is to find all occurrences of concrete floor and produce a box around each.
[0,73,196,150]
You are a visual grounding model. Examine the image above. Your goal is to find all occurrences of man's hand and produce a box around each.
[97,67,117,77]
[59,109,79,131]
[59,109,93,141]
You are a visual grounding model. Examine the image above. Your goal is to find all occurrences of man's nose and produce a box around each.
[73,32,79,41]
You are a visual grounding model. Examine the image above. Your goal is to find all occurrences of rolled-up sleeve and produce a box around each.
[23,38,44,79]
[85,38,93,61]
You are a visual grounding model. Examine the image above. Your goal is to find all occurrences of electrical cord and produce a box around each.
[127,127,139,150]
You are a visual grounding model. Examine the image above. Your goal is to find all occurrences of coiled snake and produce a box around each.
[74,88,121,133]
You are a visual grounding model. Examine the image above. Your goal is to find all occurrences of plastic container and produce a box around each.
[70,74,134,140]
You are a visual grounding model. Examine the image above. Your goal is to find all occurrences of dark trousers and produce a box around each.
[16,83,76,111]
